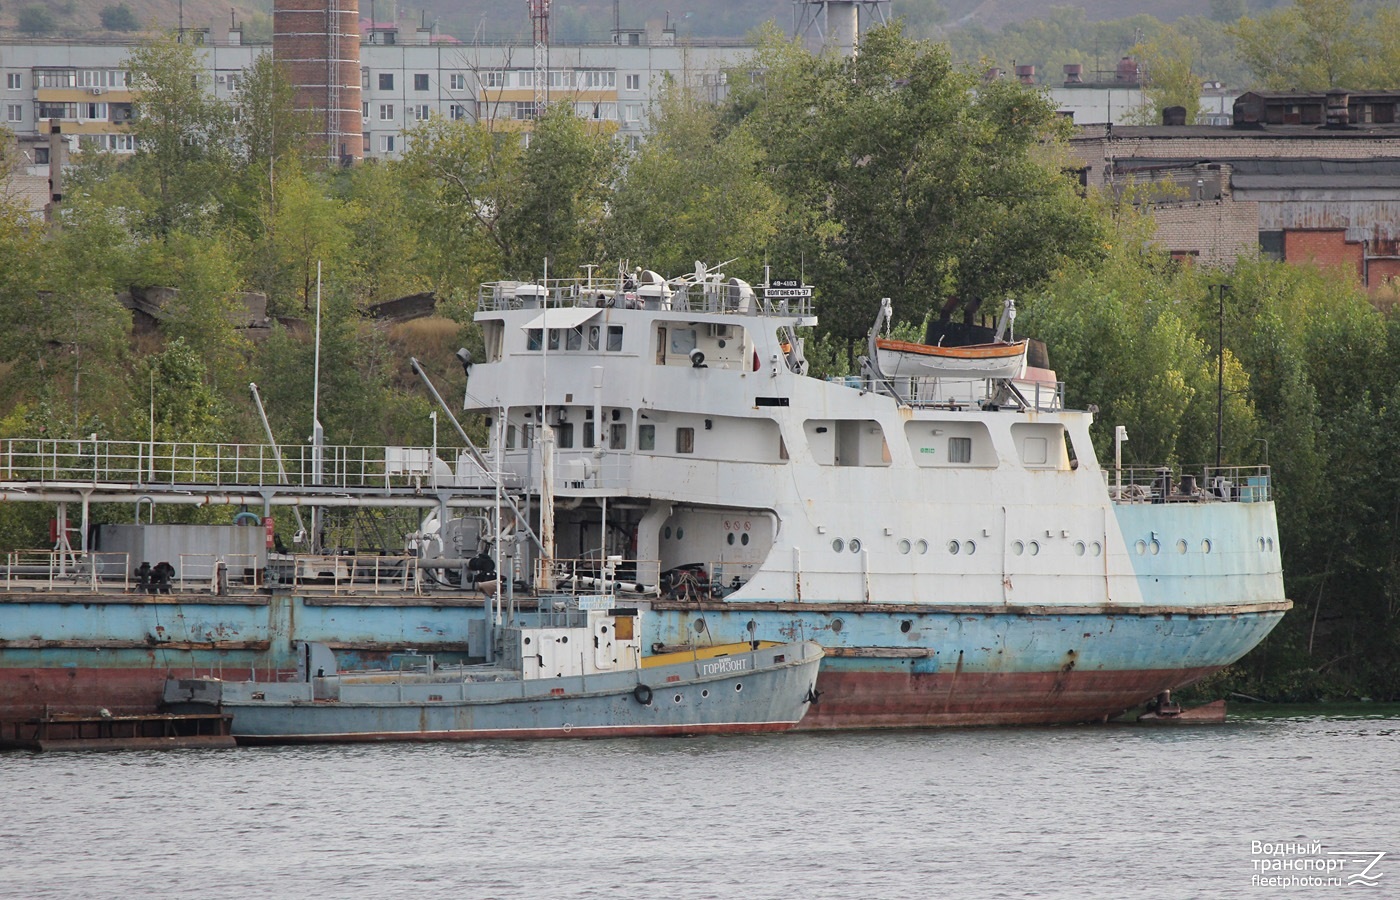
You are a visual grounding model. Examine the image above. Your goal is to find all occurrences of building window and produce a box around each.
[378,104,394,120]
[7,73,23,90]
[414,73,429,91]
[80,102,107,121]
[37,102,76,120]
[35,70,75,88]
[361,68,370,89]
[378,73,394,90]
[580,70,615,88]
[623,103,641,124]
[363,131,371,152]
[624,73,640,91]
[517,71,534,87]
[676,427,695,454]
[449,104,467,121]
[638,424,655,451]
[35,146,49,164]
[483,70,505,88]
[948,437,972,464]
[512,101,537,120]
[549,70,573,89]
[449,73,465,91]
[380,134,396,153]
[362,101,369,120]
[226,73,238,92]
[413,104,430,121]
[5,104,20,123]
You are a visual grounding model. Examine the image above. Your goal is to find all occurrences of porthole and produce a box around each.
[1176,539,1188,554]
[674,694,683,703]
[727,533,735,545]
[1135,540,1147,556]
[1091,542,1102,557]
[832,538,845,553]
[898,539,912,555]
[1012,541,1025,556]
[1150,540,1161,556]
[560,635,569,643]
[1258,537,1266,551]
[693,619,706,633]
[915,540,929,555]
[965,540,976,555]
[735,683,743,692]
[676,528,684,540]
[1202,539,1212,554]
[741,533,750,546]
[664,526,672,539]
[600,625,609,634]
[523,636,532,645]
[830,618,844,633]
[746,620,756,634]
[900,620,912,633]
[701,689,709,698]
[948,540,960,555]
[849,539,862,553]
[1267,537,1275,552]
[1074,541,1086,556]
[1029,541,1040,556]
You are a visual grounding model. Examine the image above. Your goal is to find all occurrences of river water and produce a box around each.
[1,706,1395,899]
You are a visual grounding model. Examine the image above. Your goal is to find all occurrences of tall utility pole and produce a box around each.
[1213,283,1230,471]
[529,0,550,118]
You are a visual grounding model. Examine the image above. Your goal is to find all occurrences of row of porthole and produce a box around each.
[1134,538,1217,556]
[725,532,751,546]
[1012,540,1106,557]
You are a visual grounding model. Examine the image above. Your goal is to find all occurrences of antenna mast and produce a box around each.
[529,0,550,118]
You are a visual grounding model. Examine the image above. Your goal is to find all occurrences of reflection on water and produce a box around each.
[2,706,1397,900]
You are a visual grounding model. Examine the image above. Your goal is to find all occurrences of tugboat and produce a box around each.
[163,596,823,743]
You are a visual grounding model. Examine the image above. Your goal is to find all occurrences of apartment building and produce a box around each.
[0,27,751,167]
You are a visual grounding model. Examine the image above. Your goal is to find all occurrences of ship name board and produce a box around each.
[700,657,749,676]
[764,287,812,299]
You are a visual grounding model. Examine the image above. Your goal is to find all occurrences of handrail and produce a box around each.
[1106,465,1272,503]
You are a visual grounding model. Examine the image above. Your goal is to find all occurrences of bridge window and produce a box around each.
[639,424,655,450]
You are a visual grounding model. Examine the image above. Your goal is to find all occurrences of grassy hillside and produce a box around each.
[2,1,1261,44]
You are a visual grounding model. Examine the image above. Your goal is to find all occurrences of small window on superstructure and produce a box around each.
[639,424,655,450]
[583,422,595,448]
[547,329,561,351]
[566,327,583,351]
[557,423,575,449]
[527,329,542,351]
[610,423,627,449]
[588,325,600,351]
[608,326,623,351]
[676,427,695,454]
[948,437,972,464]
[506,425,517,450]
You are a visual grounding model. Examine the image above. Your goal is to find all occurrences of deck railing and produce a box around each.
[0,438,505,492]
[1106,465,1272,504]
[478,275,814,319]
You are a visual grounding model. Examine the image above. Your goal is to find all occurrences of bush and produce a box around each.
[100,4,139,32]
[17,4,56,34]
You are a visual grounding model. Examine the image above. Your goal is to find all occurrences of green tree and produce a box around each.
[100,4,139,31]
[608,82,780,278]
[728,23,1105,357]
[125,33,234,237]
[400,116,521,288]
[1230,0,1370,90]
[497,104,619,276]
[17,5,55,35]
[343,160,430,305]
[1126,27,1204,125]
